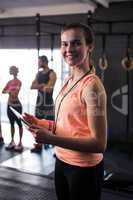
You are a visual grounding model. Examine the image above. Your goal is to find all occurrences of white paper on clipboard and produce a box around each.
[9,106,30,127]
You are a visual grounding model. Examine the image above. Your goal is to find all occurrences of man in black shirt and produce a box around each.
[30,55,57,152]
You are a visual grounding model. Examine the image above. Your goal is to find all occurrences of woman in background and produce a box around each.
[2,66,23,152]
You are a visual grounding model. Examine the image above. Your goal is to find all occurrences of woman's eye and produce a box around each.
[61,42,67,47]
[74,41,81,46]
[71,40,82,47]
[61,40,82,48]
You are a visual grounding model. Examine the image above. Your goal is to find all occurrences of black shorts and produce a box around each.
[7,103,23,128]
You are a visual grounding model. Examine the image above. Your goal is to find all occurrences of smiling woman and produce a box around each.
[23,23,107,200]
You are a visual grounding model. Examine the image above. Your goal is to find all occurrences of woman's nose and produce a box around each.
[66,42,74,51]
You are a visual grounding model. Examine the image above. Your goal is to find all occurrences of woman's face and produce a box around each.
[9,67,18,76]
[61,28,90,67]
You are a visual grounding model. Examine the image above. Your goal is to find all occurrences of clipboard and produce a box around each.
[9,106,30,127]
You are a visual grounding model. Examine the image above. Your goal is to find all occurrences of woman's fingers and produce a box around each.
[28,125,40,138]
[29,124,40,130]
[24,112,32,116]
[23,113,31,118]
[28,127,49,144]
[23,113,31,121]
[23,113,37,124]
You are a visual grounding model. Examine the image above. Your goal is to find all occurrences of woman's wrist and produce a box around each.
[48,120,54,131]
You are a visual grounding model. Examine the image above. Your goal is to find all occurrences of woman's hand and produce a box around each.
[23,113,38,125]
[29,125,51,144]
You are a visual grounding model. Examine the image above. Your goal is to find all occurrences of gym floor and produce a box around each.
[0,122,133,200]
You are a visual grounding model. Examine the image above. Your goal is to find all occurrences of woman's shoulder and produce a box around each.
[82,73,105,93]
[82,73,97,85]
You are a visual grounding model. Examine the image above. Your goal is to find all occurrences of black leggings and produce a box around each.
[7,104,22,128]
[55,157,104,200]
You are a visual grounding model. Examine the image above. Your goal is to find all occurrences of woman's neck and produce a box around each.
[13,75,17,79]
[71,65,91,82]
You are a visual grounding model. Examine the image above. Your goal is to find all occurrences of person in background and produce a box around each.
[0,122,4,145]
[30,55,57,153]
[2,66,23,152]
[24,23,107,200]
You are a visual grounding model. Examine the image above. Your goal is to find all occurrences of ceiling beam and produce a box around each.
[0,3,97,18]
[92,0,109,7]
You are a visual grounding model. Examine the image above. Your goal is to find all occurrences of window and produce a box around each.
[0,49,64,122]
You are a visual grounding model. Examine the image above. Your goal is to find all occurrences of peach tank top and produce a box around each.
[55,73,103,167]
